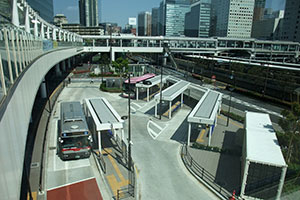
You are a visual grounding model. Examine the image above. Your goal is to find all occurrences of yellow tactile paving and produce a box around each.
[163,101,181,117]
[103,148,130,197]
[27,191,37,200]
[196,128,207,143]
[143,91,160,101]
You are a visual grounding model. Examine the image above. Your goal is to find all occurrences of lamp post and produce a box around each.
[160,52,168,120]
[127,73,132,171]
[226,70,234,127]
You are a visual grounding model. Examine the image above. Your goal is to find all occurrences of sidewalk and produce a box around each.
[185,114,243,195]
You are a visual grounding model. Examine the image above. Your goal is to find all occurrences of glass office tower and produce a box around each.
[158,0,190,37]
[185,0,211,37]
[27,0,54,23]
[79,0,99,27]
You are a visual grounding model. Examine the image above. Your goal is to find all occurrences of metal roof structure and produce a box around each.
[60,101,88,133]
[136,75,169,88]
[188,90,222,125]
[84,98,123,131]
[154,80,190,102]
[245,112,287,167]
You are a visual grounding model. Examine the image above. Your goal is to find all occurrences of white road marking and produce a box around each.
[147,120,166,139]
[132,102,142,108]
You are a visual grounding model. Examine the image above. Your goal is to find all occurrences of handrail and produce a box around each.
[181,143,242,200]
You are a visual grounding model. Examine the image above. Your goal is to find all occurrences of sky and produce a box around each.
[53,0,286,28]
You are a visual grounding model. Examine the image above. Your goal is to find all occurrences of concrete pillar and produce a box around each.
[208,126,212,146]
[10,30,19,77]
[187,123,191,146]
[53,29,57,41]
[24,6,30,33]
[111,50,115,61]
[181,93,183,107]
[136,88,139,100]
[240,160,250,198]
[98,131,102,152]
[121,129,125,141]
[46,26,50,39]
[41,23,45,39]
[4,30,14,84]
[169,101,172,119]
[0,54,7,95]
[34,15,38,37]
[276,166,287,200]
[12,0,19,27]
[68,59,71,69]
[62,61,66,72]
[55,64,62,76]
[155,102,157,117]
[147,88,149,102]
[40,78,47,98]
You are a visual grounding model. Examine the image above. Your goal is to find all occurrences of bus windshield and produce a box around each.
[61,136,90,149]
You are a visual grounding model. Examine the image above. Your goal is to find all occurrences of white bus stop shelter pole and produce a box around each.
[188,123,191,146]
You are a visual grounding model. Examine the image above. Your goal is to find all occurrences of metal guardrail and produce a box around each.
[181,144,240,200]
[116,184,134,200]
[92,149,106,174]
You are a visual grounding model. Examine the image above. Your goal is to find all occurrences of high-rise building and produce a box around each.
[184,0,211,37]
[253,0,266,21]
[79,0,99,27]
[216,0,255,38]
[54,14,68,28]
[138,12,152,36]
[27,0,54,23]
[280,0,300,42]
[152,8,159,36]
[252,10,284,40]
[159,0,191,37]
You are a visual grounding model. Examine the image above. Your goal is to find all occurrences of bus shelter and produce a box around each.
[135,75,168,102]
[154,80,190,119]
[187,90,222,146]
[84,97,124,153]
[240,112,287,200]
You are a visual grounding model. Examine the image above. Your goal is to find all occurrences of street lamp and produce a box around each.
[226,70,235,127]
[160,52,168,120]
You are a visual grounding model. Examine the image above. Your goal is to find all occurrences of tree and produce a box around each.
[111,57,129,89]
[278,102,300,164]
[100,54,110,73]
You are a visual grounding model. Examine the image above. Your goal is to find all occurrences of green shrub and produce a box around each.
[221,110,245,123]
[100,83,122,93]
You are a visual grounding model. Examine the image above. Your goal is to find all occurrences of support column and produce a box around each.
[68,58,71,69]
[121,129,125,141]
[4,30,14,84]
[169,101,172,119]
[208,126,212,146]
[98,131,102,152]
[12,0,19,27]
[111,50,115,61]
[147,88,149,102]
[188,123,191,146]
[276,166,287,200]
[181,93,183,107]
[62,61,66,72]
[24,6,30,33]
[46,26,50,39]
[40,78,47,98]
[41,23,45,39]
[0,54,7,95]
[10,30,19,77]
[240,160,250,198]
[155,102,157,117]
[34,15,38,37]
[136,88,139,100]
[55,64,62,76]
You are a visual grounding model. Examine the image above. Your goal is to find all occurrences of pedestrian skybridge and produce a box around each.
[154,80,190,119]
[135,75,169,101]
[187,90,222,146]
[84,98,124,151]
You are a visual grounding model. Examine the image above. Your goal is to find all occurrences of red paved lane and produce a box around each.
[47,178,103,200]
